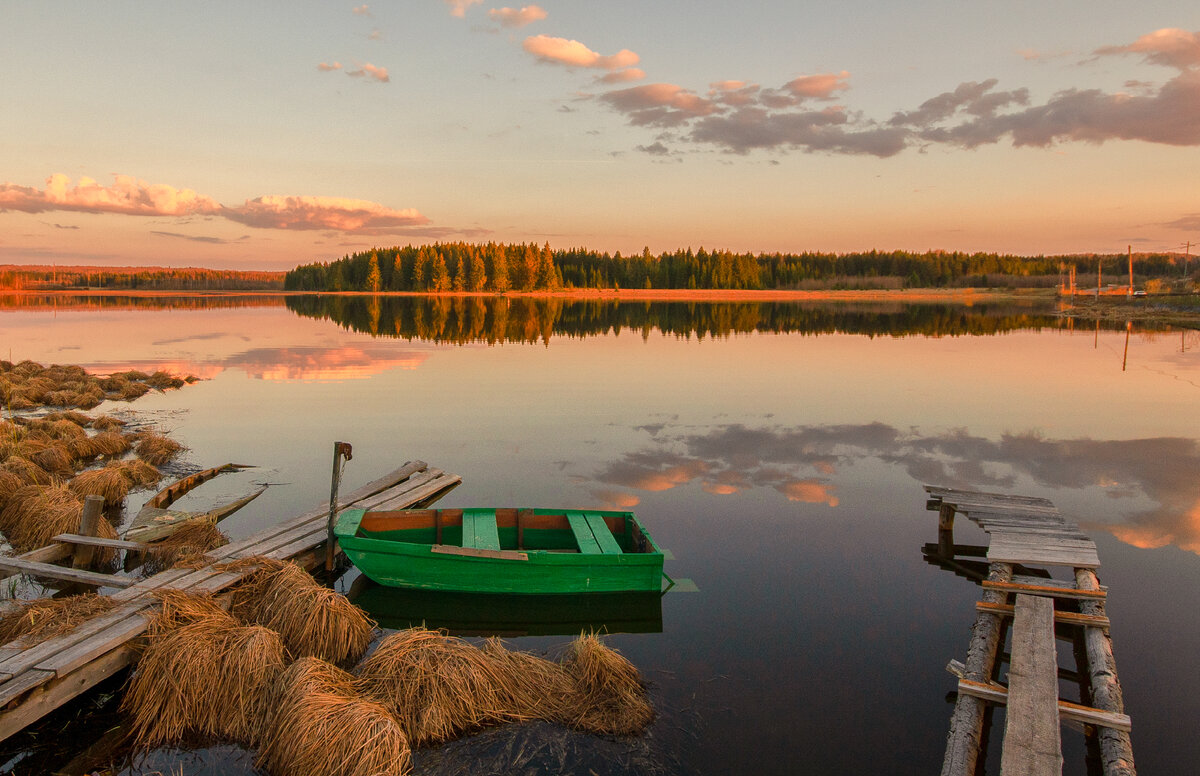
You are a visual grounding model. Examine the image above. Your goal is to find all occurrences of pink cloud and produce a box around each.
[0,174,430,233]
[444,0,482,18]
[785,71,850,99]
[597,67,645,84]
[352,4,370,15]
[775,479,839,506]
[522,34,639,70]
[0,174,219,217]
[1096,27,1200,70]
[590,489,641,509]
[599,83,718,127]
[317,61,343,72]
[222,195,427,231]
[346,63,389,82]
[489,5,547,28]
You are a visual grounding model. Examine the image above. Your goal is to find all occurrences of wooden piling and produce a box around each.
[71,496,105,570]
[1076,568,1135,776]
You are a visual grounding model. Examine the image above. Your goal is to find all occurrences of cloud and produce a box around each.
[597,67,645,84]
[444,0,482,18]
[346,62,389,82]
[488,5,547,28]
[636,141,671,156]
[352,4,370,15]
[221,195,427,231]
[1162,213,1200,231]
[150,230,245,244]
[0,174,429,234]
[0,174,219,217]
[1095,27,1200,70]
[522,34,639,70]
[317,61,343,72]
[591,28,1200,157]
[598,83,718,127]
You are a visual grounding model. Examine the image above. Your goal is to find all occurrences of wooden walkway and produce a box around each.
[924,485,1135,776]
[0,460,459,743]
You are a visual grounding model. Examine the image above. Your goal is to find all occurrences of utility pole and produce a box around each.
[1097,256,1102,297]
[1127,245,1133,297]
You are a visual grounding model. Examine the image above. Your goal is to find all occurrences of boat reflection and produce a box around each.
[347,577,663,637]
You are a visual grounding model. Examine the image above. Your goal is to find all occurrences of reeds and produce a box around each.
[352,627,514,745]
[481,636,576,721]
[114,458,162,488]
[90,414,125,432]
[0,593,117,644]
[0,483,119,560]
[257,657,411,776]
[123,604,286,747]
[0,360,190,411]
[141,521,227,575]
[68,465,131,506]
[559,633,654,735]
[134,432,184,466]
[230,558,376,666]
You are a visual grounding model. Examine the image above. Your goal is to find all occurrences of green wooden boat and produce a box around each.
[334,507,666,594]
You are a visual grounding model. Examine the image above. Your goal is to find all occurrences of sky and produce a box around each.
[1,1,1198,270]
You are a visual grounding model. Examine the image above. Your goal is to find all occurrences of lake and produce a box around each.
[1,294,1197,775]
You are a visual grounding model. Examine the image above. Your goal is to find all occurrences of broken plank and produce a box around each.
[956,679,1132,732]
[0,558,135,589]
[51,534,149,552]
[0,647,135,742]
[976,601,1110,629]
[982,579,1106,600]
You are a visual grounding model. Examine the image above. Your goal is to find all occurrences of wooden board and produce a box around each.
[982,579,1106,601]
[567,514,603,555]
[976,601,1110,629]
[461,510,501,551]
[584,513,623,554]
[51,534,149,552]
[988,534,1100,568]
[1000,594,1063,776]
[956,679,1132,732]
[0,558,135,589]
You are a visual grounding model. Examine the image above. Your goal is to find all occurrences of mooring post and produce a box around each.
[73,495,105,569]
[938,503,956,557]
[326,441,353,571]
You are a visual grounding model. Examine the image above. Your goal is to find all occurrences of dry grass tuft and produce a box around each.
[147,589,232,635]
[559,633,654,735]
[41,410,94,428]
[90,414,125,432]
[119,382,151,400]
[123,617,287,748]
[0,593,117,645]
[257,657,411,776]
[142,521,227,575]
[114,458,162,488]
[1,456,53,486]
[353,626,514,745]
[88,431,134,458]
[17,439,75,476]
[230,558,375,666]
[134,432,184,466]
[481,637,576,721]
[145,371,185,390]
[0,483,118,560]
[0,470,21,509]
[68,465,130,506]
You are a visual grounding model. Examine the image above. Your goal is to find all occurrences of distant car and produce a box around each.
[1133,290,1147,297]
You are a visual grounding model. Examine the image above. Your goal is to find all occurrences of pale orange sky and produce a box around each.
[2,3,1198,269]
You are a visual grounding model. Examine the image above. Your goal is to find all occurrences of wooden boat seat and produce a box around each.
[461,509,501,551]
[567,512,622,555]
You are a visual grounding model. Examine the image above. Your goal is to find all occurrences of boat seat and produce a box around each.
[567,512,622,555]
[461,509,501,551]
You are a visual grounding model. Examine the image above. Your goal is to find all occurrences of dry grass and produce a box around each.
[17,438,75,477]
[1,456,53,486]
[353,627,515,745]
[68,465,131,506]
[41,410,94,428]
[86,431,134,458]
[141,521,227,575]
[0,593,117,645]
[123,614,286,747]
[0,470,21,509]
[119,382,151,400]
[134,432,184,466]
[146,371,185,390]
[481,637,576,721]
[114,458,162,488]
[0,483,118,560]
[559,633,654,735]
[230,558,375,666]
[257,657,411,776]
[90,414,125,432]
[148,589,231,634]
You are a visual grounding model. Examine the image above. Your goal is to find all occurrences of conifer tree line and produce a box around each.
[283,242,1192,292]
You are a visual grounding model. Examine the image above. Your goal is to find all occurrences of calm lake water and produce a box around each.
[2,295,1198,775]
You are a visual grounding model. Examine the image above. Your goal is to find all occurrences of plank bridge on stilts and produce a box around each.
[923,485,1135,776]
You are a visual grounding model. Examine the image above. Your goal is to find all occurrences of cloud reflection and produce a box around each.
[587,422,1200,553]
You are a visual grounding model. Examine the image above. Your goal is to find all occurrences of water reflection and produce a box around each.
[582,422,1200,554]
[348,579,663,637]
[285,295,1079,343]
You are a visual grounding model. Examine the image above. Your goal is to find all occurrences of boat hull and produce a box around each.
[335,507,665,595]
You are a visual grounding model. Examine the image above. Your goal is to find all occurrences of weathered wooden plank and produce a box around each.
[956,680,1132,732]
[982,579,1106,600]
[584,513,624,554]
[0,668,55,708]
[352,468,445,511]
[988,536,1100,568]
[36,615,150,677]
[0,558,135,589]
[72,496,105,569]
[366,475,461,512]
[1001,594,1063,776]
[0,544,75,598]
[976,601,1110,629]
[567,514,603,555]
[924,486,1055,508]
[430,545,529,561]
[52,534,149,552]
[0,647,135,742]
[0,601,152,679]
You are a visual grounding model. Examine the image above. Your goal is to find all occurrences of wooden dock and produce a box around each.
[0,460,459,744]
[924,485,1135,776]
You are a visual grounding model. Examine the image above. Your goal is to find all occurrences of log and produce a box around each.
[72,496,105,569]
[1076,568,1136,776]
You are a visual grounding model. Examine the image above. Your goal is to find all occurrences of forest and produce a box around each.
[283,242,1196,293]
[0,265,285,291]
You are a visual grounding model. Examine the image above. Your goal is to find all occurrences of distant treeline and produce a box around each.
[284,242,1195,292]
[0,265,285,291]
[283,295,1111,344]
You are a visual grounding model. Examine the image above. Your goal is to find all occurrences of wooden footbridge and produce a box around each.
[923,485,1135,776]
[0,460,459,743]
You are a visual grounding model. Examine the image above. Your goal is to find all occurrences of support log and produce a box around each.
[72,496,105,570]
[1076,568,1136,776]
[941,561,1013,776]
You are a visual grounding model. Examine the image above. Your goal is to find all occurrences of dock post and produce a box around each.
[938,503,956,556]
[326,441,353,571]
[72,496,105,569]
[1076,569,1136,776]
